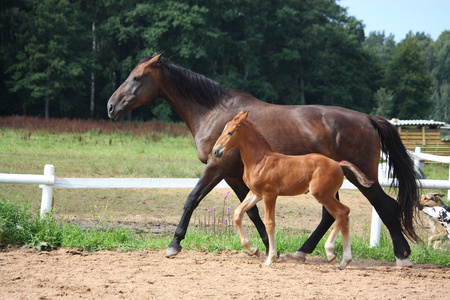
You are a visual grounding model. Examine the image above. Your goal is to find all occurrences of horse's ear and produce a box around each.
[148,52,163,67]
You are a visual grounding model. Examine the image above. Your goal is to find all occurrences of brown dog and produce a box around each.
[419,193,450,249]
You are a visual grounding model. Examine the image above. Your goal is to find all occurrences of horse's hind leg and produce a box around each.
[234,192,262,256]
[361,185,413,267]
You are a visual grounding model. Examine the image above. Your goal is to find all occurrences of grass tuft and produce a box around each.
[1,196,449,266]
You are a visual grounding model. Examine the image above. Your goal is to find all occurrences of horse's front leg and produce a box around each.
[166,163,224,258]
[234,192,262,256]
[263,195,278,267]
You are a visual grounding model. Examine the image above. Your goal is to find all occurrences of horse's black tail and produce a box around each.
[370,115,421,242]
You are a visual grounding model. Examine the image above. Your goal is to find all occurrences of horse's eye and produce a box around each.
[227,131,233,136]
[133,76,141,81]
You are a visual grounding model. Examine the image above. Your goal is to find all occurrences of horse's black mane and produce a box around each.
[138,55,227,108]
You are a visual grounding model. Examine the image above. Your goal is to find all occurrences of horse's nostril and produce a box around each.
[108,103,114,114]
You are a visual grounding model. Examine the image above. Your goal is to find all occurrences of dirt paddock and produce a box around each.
[1,247,449,300]
[1,190,449,299]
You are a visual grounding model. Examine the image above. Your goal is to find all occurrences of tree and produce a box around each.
[364,31,396,67]
[372,87,394,118]
[384,36,433,119]
[428,31,450,121]
[6,0,91,120]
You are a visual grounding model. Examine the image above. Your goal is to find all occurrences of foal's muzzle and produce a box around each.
[213,146,224,158]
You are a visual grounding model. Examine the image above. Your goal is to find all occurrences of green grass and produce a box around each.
[0,128,203,178]
[1,196,449,266]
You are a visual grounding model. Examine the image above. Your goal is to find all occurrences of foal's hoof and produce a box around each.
[327,255,336,265]
[263,260,273,267]
[165,246,181,258]
[396,257,413,267]
[290,251,307,263]
[338,259,352,270]
[253,249,261,257]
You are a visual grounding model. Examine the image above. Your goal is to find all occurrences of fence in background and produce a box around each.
[1,146,450,248]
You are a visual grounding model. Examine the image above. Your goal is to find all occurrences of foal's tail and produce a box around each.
[369,115,421,242]
[339,161,374,188]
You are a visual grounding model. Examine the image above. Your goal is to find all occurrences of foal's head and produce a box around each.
[212,111,249,158]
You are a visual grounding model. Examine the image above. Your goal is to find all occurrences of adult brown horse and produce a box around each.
[107,53,420,266]
[213,111,373,269]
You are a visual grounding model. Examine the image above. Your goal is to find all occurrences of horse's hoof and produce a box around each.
[327,255,336,265]
[396,257,413,267]
[291,251,307,263]
[165,247,181,258]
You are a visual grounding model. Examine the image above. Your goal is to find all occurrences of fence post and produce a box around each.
[39,164,54,217]
[414,147,421,173]
[369,208,381,247]
[448,159,450,200]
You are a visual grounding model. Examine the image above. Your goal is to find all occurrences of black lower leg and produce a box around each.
[298,204,335,254]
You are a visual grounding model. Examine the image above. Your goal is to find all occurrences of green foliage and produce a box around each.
[428,32,450,122]
[2,0,386,120]
[0,197,35,245]
[4,0,91,119]
[383,36,434,119]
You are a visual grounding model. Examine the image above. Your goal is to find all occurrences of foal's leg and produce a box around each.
[293,193,338,262]
[263,195,278,267]
[316,195,352,270]
[226,177,270,253]
[324,214,351,270]
[234,192,263,256]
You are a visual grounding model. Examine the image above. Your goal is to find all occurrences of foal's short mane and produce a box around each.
[242,118,273,151]
[138,55,227,108]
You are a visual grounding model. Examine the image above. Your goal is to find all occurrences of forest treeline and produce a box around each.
[1,0,449,122]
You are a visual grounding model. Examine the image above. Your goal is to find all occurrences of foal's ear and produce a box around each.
[236,110,249,125]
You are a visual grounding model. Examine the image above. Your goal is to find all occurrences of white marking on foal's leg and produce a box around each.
[338,217,352,270]
[324,226,340,264]
[234,193,262,257]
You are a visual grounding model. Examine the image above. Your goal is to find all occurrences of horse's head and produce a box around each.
[107,53,163,121]
[213,111,249,158]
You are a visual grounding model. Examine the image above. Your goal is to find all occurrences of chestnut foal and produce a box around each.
[213,111,373,269]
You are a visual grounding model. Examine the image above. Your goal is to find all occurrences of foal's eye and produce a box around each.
[227,131,233,136]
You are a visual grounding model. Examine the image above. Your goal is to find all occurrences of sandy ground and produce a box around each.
[1,247,449,300]
[1,190,449,299]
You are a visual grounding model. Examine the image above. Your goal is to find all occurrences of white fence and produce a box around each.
[1,146,449,248]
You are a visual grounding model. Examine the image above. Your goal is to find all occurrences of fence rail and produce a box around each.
[1,146,449,248]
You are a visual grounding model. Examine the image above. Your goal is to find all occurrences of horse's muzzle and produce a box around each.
[213,146,224,158]
[107,101,124,121]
